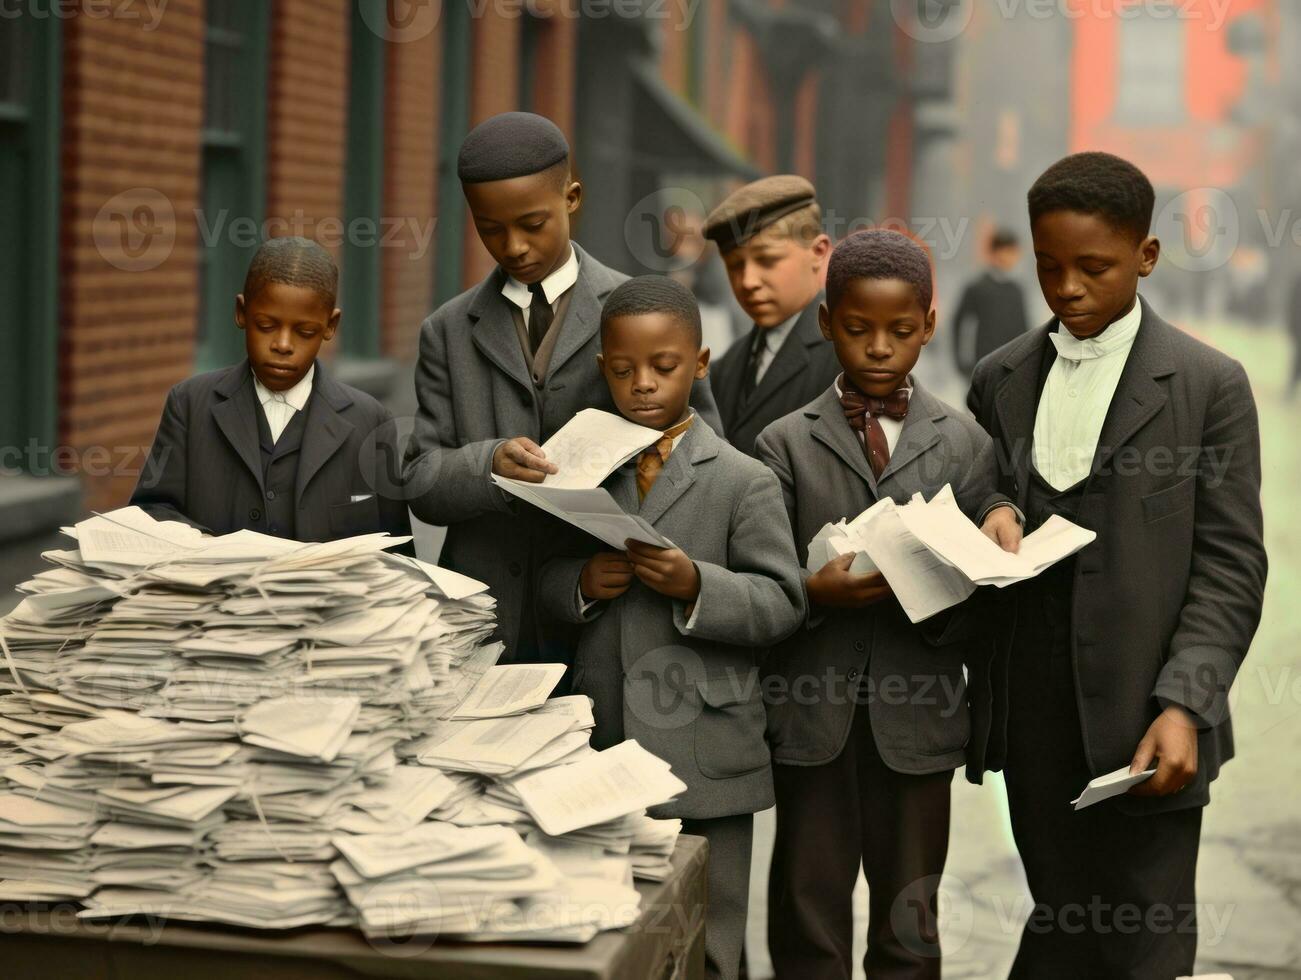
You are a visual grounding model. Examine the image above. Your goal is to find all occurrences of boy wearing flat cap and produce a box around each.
[402,111,722,669]
[705,175,841,457]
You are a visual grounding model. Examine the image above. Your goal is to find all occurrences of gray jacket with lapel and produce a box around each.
[403,244,723,663]
[968,297,1267,813]
[755,381,1000,775]
[536,420,805,820]
[130,359,411,542]
[712,298,841,457]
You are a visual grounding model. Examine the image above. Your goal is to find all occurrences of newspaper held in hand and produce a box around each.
[806,484,1095,622]
[530,408,663,489]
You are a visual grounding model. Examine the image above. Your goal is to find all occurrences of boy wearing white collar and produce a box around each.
[132,237,411,545]
[970,152,1267,978]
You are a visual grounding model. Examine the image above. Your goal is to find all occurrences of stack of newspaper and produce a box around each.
[0,507,685,940]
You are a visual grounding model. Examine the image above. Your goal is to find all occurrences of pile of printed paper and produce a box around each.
[0,507,685,942]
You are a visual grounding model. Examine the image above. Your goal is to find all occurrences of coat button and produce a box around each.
[508,561,522,577]
[853,640,865,653]
[848,668,859,681]
[248,508,261,521]
[266,490,276,500]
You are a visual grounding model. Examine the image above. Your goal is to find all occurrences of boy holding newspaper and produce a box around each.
[755,230,1020,979]
[536,275,804,980]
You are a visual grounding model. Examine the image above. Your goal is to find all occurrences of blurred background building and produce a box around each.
[2,3,1299,974]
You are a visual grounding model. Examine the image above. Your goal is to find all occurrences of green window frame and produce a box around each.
[434,0,471,306]
[340,0,387,359]
[0,8,60,463]
[197,0,270,370]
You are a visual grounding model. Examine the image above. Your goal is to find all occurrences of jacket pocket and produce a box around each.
[328,497,379,538]
[1141,475,1195,524]
[693,673,770,779]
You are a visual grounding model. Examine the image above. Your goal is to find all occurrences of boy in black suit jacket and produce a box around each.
[971,153,1267,978]
[131,236,410,543]
[704,175,841,457]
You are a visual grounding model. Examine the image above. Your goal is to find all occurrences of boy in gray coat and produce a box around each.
[537,276,804,980]
[756,231,1015,980]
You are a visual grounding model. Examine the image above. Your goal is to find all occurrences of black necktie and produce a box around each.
[741,325,766,401]
[527,282,553,354]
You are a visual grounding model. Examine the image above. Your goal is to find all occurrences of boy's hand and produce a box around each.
[806,554,893,608]
[579,552,634,602]
[1128,705,1199,797]
[492,437,558,483]
[623,540,700,602]
[981,506,1023,553]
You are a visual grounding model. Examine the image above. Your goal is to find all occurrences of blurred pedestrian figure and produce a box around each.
[952,228,1029,377]
[1289,270,1301,398]
[664,204,749,356]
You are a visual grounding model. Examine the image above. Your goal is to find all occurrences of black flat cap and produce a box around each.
[704,175,818,252]
[457,112,570,184]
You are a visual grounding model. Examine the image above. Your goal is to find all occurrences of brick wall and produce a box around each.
[265,0,350,252]
[461,12,521,289]
[60,0,205,511]
[380,25,441,361]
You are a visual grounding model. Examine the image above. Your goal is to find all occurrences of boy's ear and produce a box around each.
[818,301,833,341]
[595,352,605,373]
[694,346,711,379]
[1138,235,1160,277]
[565,179,582,216]
[235,294,248,331]
[809,233,833,273]
[324,308,342,341]
[921,308,937,345]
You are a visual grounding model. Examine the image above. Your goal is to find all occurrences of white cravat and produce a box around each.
[253,363,314,444]
[1032,299,1143,491]
[499,245,580,328]
[833,375,912,456]
[752,313,800,384]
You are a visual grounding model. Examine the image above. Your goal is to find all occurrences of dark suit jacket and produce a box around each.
[968,297,1267,813]
[402,243,722,663]
[952,271,1029,375]
[130,359,411,542]
[755,381,1000,778]
[711,298,841,458]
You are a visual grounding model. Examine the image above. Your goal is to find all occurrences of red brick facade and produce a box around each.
[59,1,205,511]
[46,1,893,513]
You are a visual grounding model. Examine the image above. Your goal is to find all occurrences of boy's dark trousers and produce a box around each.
[767,685,953,980]
[1002,475,1202,980]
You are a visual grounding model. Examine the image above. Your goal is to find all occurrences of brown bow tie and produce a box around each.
[636,416,695,501]
[839,378,909,479]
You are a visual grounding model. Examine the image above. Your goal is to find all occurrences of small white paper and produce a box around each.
[1071,766,1157,810]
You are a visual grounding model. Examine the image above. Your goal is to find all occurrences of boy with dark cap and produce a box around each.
[402,112,722,667]
[131,236,411,542]
[970,152,1267,978]
[756,230,1013,980]
[704,174,841,458]
[537,275,804,980]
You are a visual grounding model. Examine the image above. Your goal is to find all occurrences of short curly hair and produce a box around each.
[243,236,338,306]
[1027,152,1155,243]
[825,229,933,314]
[600,275,702,348]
